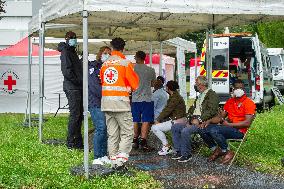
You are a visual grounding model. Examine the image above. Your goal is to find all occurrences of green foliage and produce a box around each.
[0,114,161,189]
[0,0,5,14]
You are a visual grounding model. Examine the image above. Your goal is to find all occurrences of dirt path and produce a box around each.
[128,151,284,189]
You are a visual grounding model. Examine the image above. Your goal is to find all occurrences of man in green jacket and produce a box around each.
[171,76,220,162]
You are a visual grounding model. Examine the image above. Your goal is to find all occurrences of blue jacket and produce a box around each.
[88,60,103,108]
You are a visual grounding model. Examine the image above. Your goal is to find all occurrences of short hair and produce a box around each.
[196,76,208,87]
[135,51,146,60]
[110,37,125,51]
[65,31,76,39]
[166,80,179,91]
[96,46,111,61]
[233,79,244,86]
[157,76,165,85]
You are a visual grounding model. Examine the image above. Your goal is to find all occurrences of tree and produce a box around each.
[0,0,5,16]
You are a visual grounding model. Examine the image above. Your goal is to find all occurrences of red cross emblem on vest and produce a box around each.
[104,67,118,84]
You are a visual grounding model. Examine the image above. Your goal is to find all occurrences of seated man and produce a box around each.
[200,79,256,164]
[171,76,220,162]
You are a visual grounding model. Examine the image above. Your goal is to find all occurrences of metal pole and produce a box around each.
[205,30,209,81]
[28,35,32,127]
[208,29,213,89]
[194,52,197,80]
[39,22,45,142]
[82,10,89,179]
[149,41,153,68]
[159,42,163,76]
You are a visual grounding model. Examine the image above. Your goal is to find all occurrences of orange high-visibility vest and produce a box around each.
[100,51,139,102]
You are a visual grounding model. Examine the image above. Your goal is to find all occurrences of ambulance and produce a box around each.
[200,33,275,110]
[268,48,284,93]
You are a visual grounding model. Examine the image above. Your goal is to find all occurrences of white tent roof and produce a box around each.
[29,0,284,40]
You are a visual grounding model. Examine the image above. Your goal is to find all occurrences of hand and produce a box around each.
[222,120,230,126]
[191,118,200,126]
[154,121,159,125]
[199,120,209,128]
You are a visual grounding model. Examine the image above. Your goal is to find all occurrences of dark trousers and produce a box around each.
[64,89,83,148]
[199,125,244,151]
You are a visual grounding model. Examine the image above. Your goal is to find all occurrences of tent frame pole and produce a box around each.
[28,35,32,127]
[159,42,163,76]
[39,22,45,142]
[149,41,153,67]
[82,10,89,179]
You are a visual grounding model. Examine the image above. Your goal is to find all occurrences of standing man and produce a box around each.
[100,38,139,169]
[132,51,156,151]
[58,31,83,149]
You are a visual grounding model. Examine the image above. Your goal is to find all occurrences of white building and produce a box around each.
[0,0,33,50]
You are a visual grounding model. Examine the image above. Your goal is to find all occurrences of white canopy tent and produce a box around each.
[28,0,284,178]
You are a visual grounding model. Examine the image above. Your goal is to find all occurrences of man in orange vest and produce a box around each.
[100,37,139,170]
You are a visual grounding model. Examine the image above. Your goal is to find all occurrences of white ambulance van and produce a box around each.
[201,33,275,110]
[268,48,284,93]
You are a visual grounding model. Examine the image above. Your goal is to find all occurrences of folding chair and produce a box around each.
[226,123,254,171]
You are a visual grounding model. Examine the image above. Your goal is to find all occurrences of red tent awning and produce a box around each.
[0,37,60,57]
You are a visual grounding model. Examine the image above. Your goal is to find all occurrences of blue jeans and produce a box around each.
[199,124,244,151]
[171,123,199,156]
[89,107,107,159]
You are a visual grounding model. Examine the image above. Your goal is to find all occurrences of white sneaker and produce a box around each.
[116,152,129,163]
[100,156,111,165]
[92,158,104,165]
[158,146,173,156]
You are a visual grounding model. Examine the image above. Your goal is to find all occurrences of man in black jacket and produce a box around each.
[58,31,83,149]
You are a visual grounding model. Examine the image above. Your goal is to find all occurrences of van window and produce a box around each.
[270,55,282,69]
[212,49,229,70]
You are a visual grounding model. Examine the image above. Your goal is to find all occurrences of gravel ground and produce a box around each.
[128,151,284,189]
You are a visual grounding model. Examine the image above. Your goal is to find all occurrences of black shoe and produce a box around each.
[140,138,154,152]
[178,155,192,162]
[132,137,139,149]
[171,152,182,160]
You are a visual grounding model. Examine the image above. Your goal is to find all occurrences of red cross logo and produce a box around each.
[4,75,16,91]
[106,70,114,80]
[104,67,118,84]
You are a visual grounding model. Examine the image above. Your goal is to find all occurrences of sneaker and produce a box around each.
[100,156,112,165]
[171,152,182,160]
[158,146,173,156]
[140,139,155,152]
[178,155,192,163]
[92,158,104,165]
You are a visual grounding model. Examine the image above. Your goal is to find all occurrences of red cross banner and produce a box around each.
[1,70,19,94]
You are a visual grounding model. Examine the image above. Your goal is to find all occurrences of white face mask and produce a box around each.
[101,54,110,62]
[233,89,245,98]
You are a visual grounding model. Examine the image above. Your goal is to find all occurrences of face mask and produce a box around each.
[233,89,245,98]
[68,39,77,47]
[194,85,199,92]
[101,54,110,62]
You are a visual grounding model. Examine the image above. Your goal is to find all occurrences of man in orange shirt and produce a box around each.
[100,38,139,169]
[199,79,256,164]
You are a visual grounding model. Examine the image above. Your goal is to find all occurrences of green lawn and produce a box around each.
[0,105,284,188]
[0,114,161,189]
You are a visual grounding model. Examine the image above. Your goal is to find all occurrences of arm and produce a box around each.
[200,91,220,122]
[60,51,81,85]
[156,97,176,122]
[223,114,255,128]
[126,63,139,91]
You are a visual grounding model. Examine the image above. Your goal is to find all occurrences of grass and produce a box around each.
[0,114,161,189]
[1,105,284,188]
[199,105,284,177]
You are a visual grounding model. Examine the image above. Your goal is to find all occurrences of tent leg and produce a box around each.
[149,41,153,68]
[159,42,163,76]
[38,22,45,142]
[28,35,32,127]
[82,10,89,179]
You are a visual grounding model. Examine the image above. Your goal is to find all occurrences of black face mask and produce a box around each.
[194,85,199,92]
